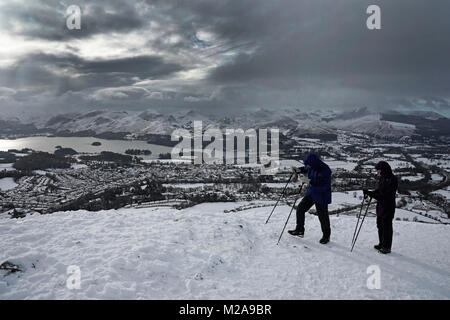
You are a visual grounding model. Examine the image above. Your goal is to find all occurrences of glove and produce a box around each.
[363,189,369,199]
[297,174,310,185]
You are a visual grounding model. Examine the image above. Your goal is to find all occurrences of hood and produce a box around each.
[375,161,393,177]
[304,154,323,170]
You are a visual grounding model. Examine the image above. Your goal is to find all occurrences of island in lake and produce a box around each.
[125,149,152,155]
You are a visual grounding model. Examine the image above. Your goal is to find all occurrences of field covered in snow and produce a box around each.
[414,157,450,169]
[0,178,18,191]
[1,201,449,300]
[365,158,413,170]
[0,163,15,172]
[433,188,450,199]
[400,175,424,182]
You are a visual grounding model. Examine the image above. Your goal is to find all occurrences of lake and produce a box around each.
[0,136,173,160]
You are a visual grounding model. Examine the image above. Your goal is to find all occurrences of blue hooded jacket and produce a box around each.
[301,154,332,205]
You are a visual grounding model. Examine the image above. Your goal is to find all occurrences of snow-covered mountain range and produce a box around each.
[1,107,449,139]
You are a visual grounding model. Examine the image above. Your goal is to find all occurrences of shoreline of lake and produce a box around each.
[0,136,173,160]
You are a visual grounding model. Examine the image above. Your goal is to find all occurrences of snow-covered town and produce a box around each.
[1,131,448,222]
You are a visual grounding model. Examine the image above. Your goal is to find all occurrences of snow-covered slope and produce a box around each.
[44,110,181,135]
[330,114,416,138]
[1,202,449,299]
[36,108,337,137]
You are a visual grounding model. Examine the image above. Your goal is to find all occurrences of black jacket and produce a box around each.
[367,162,398,218]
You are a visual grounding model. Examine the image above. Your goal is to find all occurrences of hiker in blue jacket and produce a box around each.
[288,154,332,244]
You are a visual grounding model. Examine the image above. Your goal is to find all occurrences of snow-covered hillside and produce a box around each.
[329,114,416,138]
[1,201,449,299]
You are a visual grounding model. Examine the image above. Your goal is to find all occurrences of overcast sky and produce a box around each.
[0,0,449,118]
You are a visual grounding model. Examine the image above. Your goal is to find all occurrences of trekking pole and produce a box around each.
[277,183,305,245]
[350,197,372,252]
[265,172,294,224]
[351,196,367,247]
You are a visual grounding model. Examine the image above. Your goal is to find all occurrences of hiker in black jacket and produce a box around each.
[363,161,398,254]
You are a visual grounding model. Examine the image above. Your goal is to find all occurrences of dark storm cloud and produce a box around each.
[205,0,450,97]
[27,53,183,79]
[0,53,184,95]
[0,0,146,40]
[146,0,282,42]
[136,0,450,113]
[0,0,449,116]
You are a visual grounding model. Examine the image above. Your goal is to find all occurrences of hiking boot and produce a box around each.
[288,229,304,237]
[319,237,330,244]
[374,244,382,250]
[378,247,391,254]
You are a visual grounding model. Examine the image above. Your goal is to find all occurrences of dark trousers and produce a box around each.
[295,196,331,238]
[377,216,393,250]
